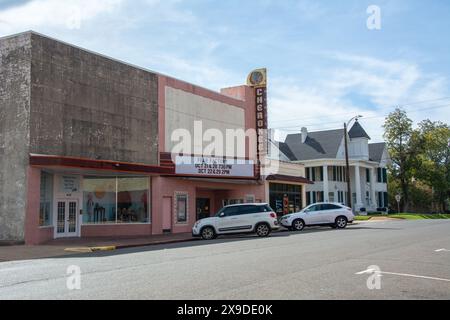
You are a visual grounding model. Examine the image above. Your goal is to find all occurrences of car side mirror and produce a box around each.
[219,212,226,218]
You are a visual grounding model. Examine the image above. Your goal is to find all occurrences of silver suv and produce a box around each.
[192,203,280,240]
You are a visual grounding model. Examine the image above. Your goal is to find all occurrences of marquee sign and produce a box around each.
[175,156,255,178]
[247,68,268,167]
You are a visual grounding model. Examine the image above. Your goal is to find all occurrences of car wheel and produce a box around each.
[335,216,348,229]
[292,219,305,231]
[201,226,216,240]
[255,223,271,237]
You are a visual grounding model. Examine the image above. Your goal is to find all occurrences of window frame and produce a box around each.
[81,176,151,225]
[175,193,188,224]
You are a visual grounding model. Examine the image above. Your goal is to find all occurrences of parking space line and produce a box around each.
[356,268,450,283]
[435,248,450,252]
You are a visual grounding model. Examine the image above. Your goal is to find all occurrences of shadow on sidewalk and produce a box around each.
[53,224,402,260]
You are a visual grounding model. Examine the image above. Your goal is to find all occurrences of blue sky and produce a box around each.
[1,0,449,142]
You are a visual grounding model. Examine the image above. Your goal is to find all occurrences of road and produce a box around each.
[1,220,449,300]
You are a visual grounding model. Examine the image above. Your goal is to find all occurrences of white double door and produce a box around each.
[55,199,79,238]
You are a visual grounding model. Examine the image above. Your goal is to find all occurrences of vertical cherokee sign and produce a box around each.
[247,68,268,178]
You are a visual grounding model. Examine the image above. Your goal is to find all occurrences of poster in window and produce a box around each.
[176,195,187,223]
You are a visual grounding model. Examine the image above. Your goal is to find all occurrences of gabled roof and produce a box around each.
[268,140,297,161]
[277,142,297,161]
[369,142,386,163]
[348,120,371,139]
[284,129,345,161]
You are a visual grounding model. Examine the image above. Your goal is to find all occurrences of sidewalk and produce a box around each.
[0,233,197,262]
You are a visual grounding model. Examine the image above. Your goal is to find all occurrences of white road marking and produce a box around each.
[435,248,450,252]
[356,268,450,282]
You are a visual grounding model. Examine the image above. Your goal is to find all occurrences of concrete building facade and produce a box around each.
[0,31,310,244]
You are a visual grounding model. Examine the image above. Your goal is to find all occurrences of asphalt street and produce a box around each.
[0,220,449,300]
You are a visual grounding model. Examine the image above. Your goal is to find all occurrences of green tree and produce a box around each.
[383,108,423,211]
[416,120,450,212]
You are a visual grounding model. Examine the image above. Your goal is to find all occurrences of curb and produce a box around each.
[64,246,116,253]
[115,237,199,250]
[64,237,198,253]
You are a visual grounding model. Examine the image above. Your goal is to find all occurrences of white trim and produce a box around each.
[53,198,80,239]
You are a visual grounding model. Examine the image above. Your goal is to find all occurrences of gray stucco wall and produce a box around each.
[29,33,159,164]
[1,32,160,241]
[0,33,32,241]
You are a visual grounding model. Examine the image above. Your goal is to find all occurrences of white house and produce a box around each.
[279,121,390,213]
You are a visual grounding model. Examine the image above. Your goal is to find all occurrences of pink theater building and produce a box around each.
[0,31,311,245]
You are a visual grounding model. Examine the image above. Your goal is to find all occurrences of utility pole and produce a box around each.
[343,115,363,209]
[344,122,352,208]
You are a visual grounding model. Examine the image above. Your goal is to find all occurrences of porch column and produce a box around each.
[302,185,307,208]
[354,165,362,208]
[370,167,377,208]
[323,165,329,202]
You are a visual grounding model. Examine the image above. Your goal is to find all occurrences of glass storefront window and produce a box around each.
[83,177,116,224]
[82,176,150,224]
[39,172,53,226]
[117,177,149,223]
[269,183,302,216]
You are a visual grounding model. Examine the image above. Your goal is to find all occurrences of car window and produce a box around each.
[321,204,341,210]
[238,205,256,215]
[223,206,242,216]
[258,204,273,212]
[307,204,320,212]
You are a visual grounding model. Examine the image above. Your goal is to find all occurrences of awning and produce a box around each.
[29,154,173,175]
[265,174,314,185]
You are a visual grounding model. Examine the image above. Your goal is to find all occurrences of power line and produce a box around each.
[271,103,450,131]
[269,96,450,125]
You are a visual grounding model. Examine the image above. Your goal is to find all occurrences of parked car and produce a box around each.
[192,203,280,240]
[279,202,354,231]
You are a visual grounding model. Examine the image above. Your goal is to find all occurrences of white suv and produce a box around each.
[280,202,354,231]
[192,203,280,240]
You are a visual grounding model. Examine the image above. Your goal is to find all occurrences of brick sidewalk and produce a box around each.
[0,233,196,262]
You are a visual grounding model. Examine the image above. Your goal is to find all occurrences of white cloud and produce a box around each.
[0,0,123,33]
[269,53,450,142]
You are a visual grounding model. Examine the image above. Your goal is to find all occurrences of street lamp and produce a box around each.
[344,115,363,209]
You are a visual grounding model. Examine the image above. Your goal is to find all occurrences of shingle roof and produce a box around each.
[348,120,371,139]
[284,129,345,161]
[369,142,386,163]
[277,142,297,161]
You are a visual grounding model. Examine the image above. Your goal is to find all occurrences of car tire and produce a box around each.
[200,226,216,240]
[255,223,271,237]
[335,216,348,229]
[292,219,305,231]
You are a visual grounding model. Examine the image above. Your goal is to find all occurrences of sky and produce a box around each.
[1,0,449,142]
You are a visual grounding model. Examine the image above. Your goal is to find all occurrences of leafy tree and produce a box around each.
[416,120,450,212]
[383,108,423,211]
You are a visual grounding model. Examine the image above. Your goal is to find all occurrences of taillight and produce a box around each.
[270,212,277,218]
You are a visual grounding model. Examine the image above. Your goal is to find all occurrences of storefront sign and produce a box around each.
[175,156,254,177]
[59,175,80,194]
[247,68,268,163]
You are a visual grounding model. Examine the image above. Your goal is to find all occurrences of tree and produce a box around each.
[416,120,450,212]
[383,108,423,212]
